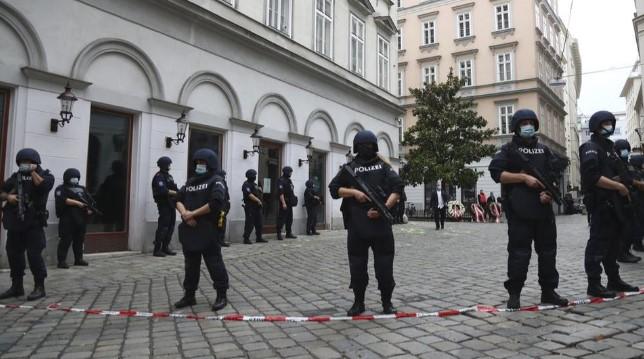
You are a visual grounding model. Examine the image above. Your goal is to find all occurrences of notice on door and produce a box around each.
[263,178,271,193]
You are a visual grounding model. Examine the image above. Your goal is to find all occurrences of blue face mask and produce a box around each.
[519,125,536,138]
[620,149,630,159]
[195,164,208,175]
[600,125,614,137]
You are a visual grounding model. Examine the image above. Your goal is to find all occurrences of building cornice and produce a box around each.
[21,67,92,89]
[451,48,479,57]
[452,2,475,11]
[489,41,519,51]
[417,55,442,63]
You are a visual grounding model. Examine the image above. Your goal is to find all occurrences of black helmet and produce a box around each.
[156,156,172,170]
[614,139,631,152]
[63,168,81,184]
[282,166,293,175]
[16,148,41,165]
[510,109,539,133]
[353,130,379,153]
[245,169,257,178]
[588,111,616,133]
[630,154,644,168]
[305,180,314,188]
[193,148,220,172]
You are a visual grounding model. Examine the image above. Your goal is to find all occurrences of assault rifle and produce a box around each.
[340,164,394,224]
[73,190,103,216]
[509,145,563,205]
[16,174,26,221]
[607,151,635,224]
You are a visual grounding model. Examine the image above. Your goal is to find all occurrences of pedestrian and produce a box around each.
[0,148,55,300]
[216,170,231,248]
[397,189,407,224]
[304,179,321,235]
[329,130,403,315]
[478,190,487,209]
[242,169,266,244]
[430,181,449,230]
[151,156,178,257]
[55,168,95,268]
[174,149,229,311]
[276,166,297,240]
[579,111,639,297]
[612,140,641,263]
[488,109,569,309]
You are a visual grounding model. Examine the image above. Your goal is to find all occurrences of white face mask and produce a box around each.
[195,164,208,175]
[70,178,80,185]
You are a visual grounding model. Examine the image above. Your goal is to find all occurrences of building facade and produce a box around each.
[563,38,582,192]
[0,0,402,265]
[621,62,644,151]
[397,0,569,208]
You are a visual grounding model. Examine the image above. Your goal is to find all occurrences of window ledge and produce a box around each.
[419,43,439,50]
[454,36,476,44]
[492,28,515,37]
[398,49,407,56]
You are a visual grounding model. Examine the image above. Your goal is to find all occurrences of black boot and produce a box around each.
[541,288,569,306]
[0,279,24,299]
[277,233,284,241]
[312,231,320,235]
[507,292,520,309]
[256,238,267,243]
[57,262,69,269]
[285,233,297,239]
[26,280,45,301]
[381,291,397,314]
[347,287,366,316]
[607,277,640,293]
[243,238,252,245]
[220,241,231,248]
[162,241,177,255]
[74,259,89,266]
[617,251,641,263]
[174,292,196,308]
[587,280,617,298]
[212,289,227,311]
[153,242,165,257]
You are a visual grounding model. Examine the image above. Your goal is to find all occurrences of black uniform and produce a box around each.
[55,168,94,267]
[242,170,264,243]
[613,140,642,263]
[329,130,403,315]
[580,111,640,297]
[630,155,644,251]
[216,171,231,247]
[277,167,297,239]
[304,180,321,235]
[152,158,178,257]
[0,148,54,301]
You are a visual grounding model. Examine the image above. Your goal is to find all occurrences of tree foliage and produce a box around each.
[402,70,497,188]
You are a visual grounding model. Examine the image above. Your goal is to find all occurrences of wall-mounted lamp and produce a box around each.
[298,139,313,167]
[243,128,262,159]
[165,112,189,148]
[345,149,354,163]
[50,83,78,132]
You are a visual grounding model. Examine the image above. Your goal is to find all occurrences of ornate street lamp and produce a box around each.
[298,139,313,167]
[165,112,188,148]
[243,128,262,159]
[50,83,78,132]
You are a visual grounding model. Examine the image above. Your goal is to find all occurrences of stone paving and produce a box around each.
[1,214,644,358]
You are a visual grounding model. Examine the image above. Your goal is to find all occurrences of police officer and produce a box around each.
[216,170,231,248]
[151,157,178,257]
[0,148,54,300]
[174,149,229,311]
[55,168,95,268]
[630,154,644,252]
[242,169,266,244]
[277,166,297,240]
[613,140,642,263]
[304,179,321,235]
[488,109,568,309]
[580,111,639,298]
[329,130,403,315]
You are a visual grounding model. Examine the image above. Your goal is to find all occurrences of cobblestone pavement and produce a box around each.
[1,214,644,359]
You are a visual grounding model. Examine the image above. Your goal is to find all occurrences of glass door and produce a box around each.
[257,140,282,231]
[308,150,326,227]
[85,108,132,252]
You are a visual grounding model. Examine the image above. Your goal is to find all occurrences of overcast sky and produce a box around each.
[558,0,638,116]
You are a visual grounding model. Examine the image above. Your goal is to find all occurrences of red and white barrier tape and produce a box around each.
[0,288,642,322]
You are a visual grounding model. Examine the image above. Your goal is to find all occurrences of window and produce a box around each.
[496,52,512,82]
[398,26,404,50]
[398,70,405,96]
[457,12,472,38]
[495,3,511,31]
[458,58,474,87]
[350,15,365,76]
[377,35,390,90]
[498,104,514,134]
[422,21,436,45]
[535,4,541,29]
[397,0,402,7]
[422,64,438,85]
[315,0,333,57]
[267,0,292,36]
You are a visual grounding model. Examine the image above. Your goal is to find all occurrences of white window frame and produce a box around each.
[496,52,513,82]
[422,64,438,85]
[495,3,511,31]
[498,104,514,135]
[398,26,404,50]
[422,20,436,45]
[266,0,293,37]
[314,0,334,57]
[349,14,365,76]
[456,11,472,38]
[398,70,405,96]
[458,58,474,87]
[377,35,390,90]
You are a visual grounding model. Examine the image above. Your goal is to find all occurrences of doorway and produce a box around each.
[308,150,326,227]
[257,140,282,231]
[85,108,133,252]
[187,127,223,178]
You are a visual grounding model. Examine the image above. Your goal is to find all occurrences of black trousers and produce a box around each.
[306,205,318,233]
[277,206,293,234]
[347,227,395,294]
[155,203,176,247]
[6,228,47,282]
[433,207,446,228]
[183,240,229,293]
[243,205,263,241]
[585,204,621,282]
[57,217,86,263]
[217,215,228,244]
[504,214,559,293]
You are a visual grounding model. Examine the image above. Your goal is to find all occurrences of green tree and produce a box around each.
[402,70,496,188]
